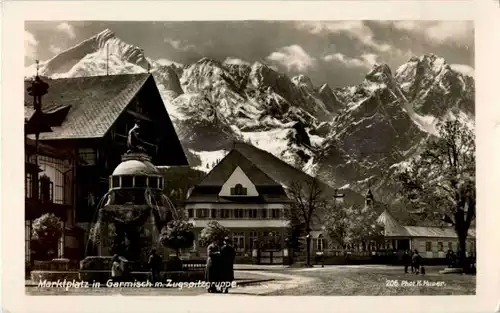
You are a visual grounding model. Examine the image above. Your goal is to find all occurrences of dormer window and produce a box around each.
[230,184,247,196]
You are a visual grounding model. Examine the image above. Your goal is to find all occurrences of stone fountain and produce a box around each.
[80,122,176,280]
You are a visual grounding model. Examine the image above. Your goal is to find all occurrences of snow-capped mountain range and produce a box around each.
[25,29,475,201]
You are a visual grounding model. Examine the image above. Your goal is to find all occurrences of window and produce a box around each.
[261,209,268,218]
[233,209,244,218]
[248,209,257,219]
[425,242,432,252]
[232,232,245,251]
[25,172,33,198]
[220,209,230,219]
[210,209,217,219]
[271,209,281,219]
[317,235,325,251]
[249,231,258,249]
[230,184,247,196]
[78,148,97,166]
[187,209,194,218]
[39,175,53,203]
[149,177,158,189]
[112,176,120,188]
[121,176,133,187]
[135,176,146,188]
[448,242,453,251]
[438,242,444,251]
[198,209,209,218]
[38,156,66,204]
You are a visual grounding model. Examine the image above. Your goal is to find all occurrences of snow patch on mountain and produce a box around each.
[156,58,183,68]
[239,128,291,158]
[51,50,147,78]
[24,29,475,202]
[189,149,227,172]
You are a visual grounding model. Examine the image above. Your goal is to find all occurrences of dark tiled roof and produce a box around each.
[197,149,281,187]
[186,148,292,203]
[186,142,367,206]
[24,74,151,140]
[232,142,366,206]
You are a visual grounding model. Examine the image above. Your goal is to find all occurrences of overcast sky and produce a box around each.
[25,21,473,87]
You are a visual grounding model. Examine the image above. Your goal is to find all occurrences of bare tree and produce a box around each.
[288,177,328,266]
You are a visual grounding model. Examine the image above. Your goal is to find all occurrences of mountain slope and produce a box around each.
[25,29,475,202]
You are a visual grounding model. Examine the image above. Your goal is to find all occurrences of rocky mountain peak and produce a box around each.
[364,64,393,84]
[318,83,342,113]
[95,28,116,46]
[25,31,474,202]
[291,74,314,90]
[195,57,222,67]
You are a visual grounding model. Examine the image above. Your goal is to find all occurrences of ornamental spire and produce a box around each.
[27,60,49,112]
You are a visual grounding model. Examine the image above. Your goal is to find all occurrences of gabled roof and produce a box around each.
[232,142,366,206]
[24,73,151,140]
[198,149,280,187]
[186,148,291,203]
[377,210,408,237]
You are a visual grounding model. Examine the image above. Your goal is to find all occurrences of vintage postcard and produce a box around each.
[2,1,499,313]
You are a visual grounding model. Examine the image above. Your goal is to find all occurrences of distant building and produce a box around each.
[376,209,476,259]
[185,147,293,264]
[24,73,188,259]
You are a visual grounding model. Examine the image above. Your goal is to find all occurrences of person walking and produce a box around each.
[412,250,422,275]
[111,254,123,283]
[220,237,236,294]
[205,240,221,293]
[148,249,162,285]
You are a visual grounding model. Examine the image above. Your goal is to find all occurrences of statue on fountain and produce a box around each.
[127,121,148,154]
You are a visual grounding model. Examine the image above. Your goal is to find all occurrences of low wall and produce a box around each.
[79,270,205,284]
[31,271,80,282]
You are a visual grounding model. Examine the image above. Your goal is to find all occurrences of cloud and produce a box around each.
[25,31,38,59]
[391,21,473,46]
[164,38,196,51]
[297,21,392,53]
[49,45,62,54]
[266,45,317,71]
[56,22,76,39]
[323,53,378,69]
[223,57,250,66]
[155,58,183,67]
[450,64,474,77]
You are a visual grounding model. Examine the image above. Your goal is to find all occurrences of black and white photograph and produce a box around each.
[20,19,478,298]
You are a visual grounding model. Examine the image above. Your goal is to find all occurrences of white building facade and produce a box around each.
[184,150,293,263]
